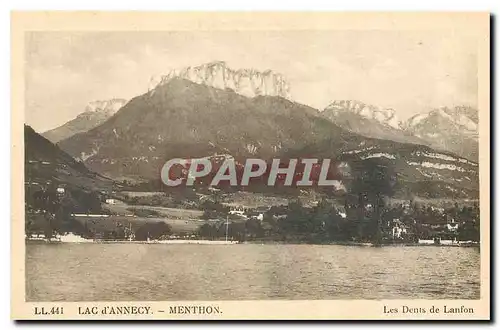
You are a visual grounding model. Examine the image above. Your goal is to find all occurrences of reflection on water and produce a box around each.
[26,243,480,301]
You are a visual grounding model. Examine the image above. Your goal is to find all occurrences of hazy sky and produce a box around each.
[25,31,478,132]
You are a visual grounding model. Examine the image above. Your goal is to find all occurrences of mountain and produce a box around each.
[42,99,128,143]
[321,101,479,161]
[321,100,426,145]
[148,61,291,99]
[59,77,357,180]
[58,78,478,199]
[324,100,401,129]
[25,125,113,192]
[290,138,479,199]
[403,106,479,161]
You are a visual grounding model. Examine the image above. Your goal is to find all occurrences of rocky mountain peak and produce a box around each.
[402,105,479,161]
[324,100,401,129]
[405,105,478,134]
[42,98,128,143]
[83,99,128,116]
[148,61,291,99]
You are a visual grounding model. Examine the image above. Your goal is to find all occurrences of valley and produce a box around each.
[25,61,480,245]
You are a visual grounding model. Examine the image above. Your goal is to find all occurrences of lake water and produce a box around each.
[26,243,480,301]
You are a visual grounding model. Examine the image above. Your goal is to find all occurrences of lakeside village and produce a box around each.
[25,180,480,247]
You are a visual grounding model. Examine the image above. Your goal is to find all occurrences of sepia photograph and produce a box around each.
[11,11,490,320]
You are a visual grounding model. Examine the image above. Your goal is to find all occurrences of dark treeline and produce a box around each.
[25,183,175,241]
[25,158,480,244]
[25,184,103,239]
[196,159,479,244]
[196,199,480,244]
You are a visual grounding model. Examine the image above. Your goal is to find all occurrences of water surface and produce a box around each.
[26,243,480,301]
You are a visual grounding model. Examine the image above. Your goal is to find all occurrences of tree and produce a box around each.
[350,159,397,243]
[309,199,334,240]
[200,199,229,219]
[227,222,246,241]
[198,223,219,239]
[134,221,172,241]
[245,218,264,238]
[278,200,315,240]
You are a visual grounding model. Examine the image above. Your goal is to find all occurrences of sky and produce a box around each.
[25,30,478,132]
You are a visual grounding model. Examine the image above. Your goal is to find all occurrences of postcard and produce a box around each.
[11,11,490,320]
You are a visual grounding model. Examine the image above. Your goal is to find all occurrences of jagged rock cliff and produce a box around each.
[321,100,425,145]
[148,61,291,99]
[324,100,401,129]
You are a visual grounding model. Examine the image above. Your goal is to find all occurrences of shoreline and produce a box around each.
[25,237,479,247]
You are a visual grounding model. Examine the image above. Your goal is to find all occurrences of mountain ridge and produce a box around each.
[25,124,113,192]
[322,101,478,161]
[148,61,291,99]
[402,105,478,161]
[42,98,128,143]
[323,100,401,129]
[57,78,478,199]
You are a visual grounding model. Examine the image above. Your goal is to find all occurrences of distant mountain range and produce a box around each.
[403,106,479,161]
[58,77,358,180]
[42,62,479,162]
[321,100,478,161]
[42,99,127,143]
[321,100,426,146]
[51,75,478,199]
[28,61,479,199]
